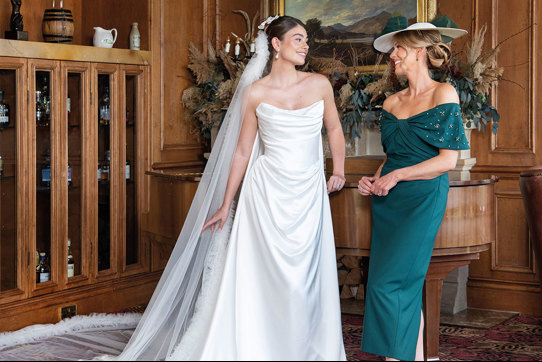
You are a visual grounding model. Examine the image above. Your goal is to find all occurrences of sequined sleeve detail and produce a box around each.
[410,103,470,150]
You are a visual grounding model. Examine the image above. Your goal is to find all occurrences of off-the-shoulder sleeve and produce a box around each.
[410,103,470,150]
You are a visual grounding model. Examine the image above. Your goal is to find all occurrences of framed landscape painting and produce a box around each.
[265,0,437,70]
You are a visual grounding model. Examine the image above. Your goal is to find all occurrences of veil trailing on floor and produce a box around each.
[113,29,271,361]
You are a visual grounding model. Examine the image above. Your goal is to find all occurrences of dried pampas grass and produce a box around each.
[363,64,395,102]
[460,24,504,95]
[187,43,212,84]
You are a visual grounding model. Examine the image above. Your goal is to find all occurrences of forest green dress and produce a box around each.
[361,103,469,361]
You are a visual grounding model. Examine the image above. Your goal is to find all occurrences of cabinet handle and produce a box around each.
[27,252,30,266]
[27,90,29,105]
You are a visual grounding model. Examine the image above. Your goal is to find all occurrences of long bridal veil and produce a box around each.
[114,30,270,361]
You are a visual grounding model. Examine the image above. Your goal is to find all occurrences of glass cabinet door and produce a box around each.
[0,60,26,303]
[121,66,146,275]
[93,64,118,278]
[30,60,60,295]
[62,62,91,287]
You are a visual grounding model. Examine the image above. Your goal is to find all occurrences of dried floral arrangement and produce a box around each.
[183,14,516,140]
[182,40,246,140]
[435,25,505,133]
[182,10,258,140]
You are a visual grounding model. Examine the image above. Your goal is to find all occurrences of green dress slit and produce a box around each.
[360,103,469,361]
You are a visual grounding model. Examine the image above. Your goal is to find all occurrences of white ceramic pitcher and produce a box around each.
[93,27,117,48]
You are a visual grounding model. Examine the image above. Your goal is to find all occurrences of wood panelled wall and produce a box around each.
[149,0,260,170]
[144,0,260,265]
[439,0,542,315]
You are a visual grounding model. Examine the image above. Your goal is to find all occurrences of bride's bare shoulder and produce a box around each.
[301,71,329,86]
[247,78,270,106]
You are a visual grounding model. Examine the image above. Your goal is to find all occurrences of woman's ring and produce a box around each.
[378,192,382,196]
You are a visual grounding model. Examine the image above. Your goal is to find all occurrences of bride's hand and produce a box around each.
[327,174,346,194]
[202,206,230,232]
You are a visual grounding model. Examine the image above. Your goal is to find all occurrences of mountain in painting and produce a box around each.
[330,23,348,31]
[346,11,392,35]
[319,11,392,38]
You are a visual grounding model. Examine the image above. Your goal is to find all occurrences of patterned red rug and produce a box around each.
[342,314,542,361]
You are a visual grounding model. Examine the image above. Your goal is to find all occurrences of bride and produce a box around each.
[115,15,347,361]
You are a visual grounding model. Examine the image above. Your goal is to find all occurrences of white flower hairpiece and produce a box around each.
[258,15,280,30]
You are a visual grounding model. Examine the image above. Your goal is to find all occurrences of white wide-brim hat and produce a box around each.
[373,22,468,53]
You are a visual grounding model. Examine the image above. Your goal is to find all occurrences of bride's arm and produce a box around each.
[321,76,346,193]
[202,98,258,232]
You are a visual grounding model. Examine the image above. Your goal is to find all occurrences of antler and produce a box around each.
[233,10,251,39]
[232,10,261,57]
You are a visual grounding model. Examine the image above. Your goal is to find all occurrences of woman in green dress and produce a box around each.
[358,23,469,361]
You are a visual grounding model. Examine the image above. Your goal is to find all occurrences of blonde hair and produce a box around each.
[394,30,451,68]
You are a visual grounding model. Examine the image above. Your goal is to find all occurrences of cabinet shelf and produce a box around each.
[0,39,151,65]
[37,185,80,192]
[0,175,15,180]
[0,125,15,130]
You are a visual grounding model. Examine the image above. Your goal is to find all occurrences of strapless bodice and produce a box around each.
[255,100,324,171]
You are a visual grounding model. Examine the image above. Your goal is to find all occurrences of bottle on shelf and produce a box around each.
[67,239,75,278]
[67,94,71,124]
[129,22,141,50]
[97,162,102,181]
[0,91,10,126]
[99,85,111,125]
[126,160,130,180]
[101,151,110,182]
[41,149,51,187]
[0,155,3,176]
[35,251,40,274]
[36,90,46,126]
[67,162,72,186]
[37,252,51,283]
[42,84,51,126]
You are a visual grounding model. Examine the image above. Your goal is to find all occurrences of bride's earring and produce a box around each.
[275,50,279,60]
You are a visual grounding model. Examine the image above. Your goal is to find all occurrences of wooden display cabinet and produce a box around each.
[0,43,155,332]
[0,60,26,306]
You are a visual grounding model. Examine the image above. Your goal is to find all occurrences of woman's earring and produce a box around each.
[275,50,279,60]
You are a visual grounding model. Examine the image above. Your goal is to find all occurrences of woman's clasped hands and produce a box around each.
[358,171,400,197]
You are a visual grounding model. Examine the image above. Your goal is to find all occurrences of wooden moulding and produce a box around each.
[0,272,161,333]
[0,39,151,65]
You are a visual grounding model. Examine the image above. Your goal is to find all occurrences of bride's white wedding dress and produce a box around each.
[170,99,345,360]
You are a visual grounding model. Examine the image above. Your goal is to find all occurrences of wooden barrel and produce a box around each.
[42,9,74,43]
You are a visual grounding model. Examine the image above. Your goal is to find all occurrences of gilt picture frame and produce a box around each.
[262,0,437,72]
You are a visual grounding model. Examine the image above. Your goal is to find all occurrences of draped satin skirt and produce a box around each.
[171,156,346,361]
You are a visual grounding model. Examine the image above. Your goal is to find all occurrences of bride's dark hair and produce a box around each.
[264,16,306,69]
